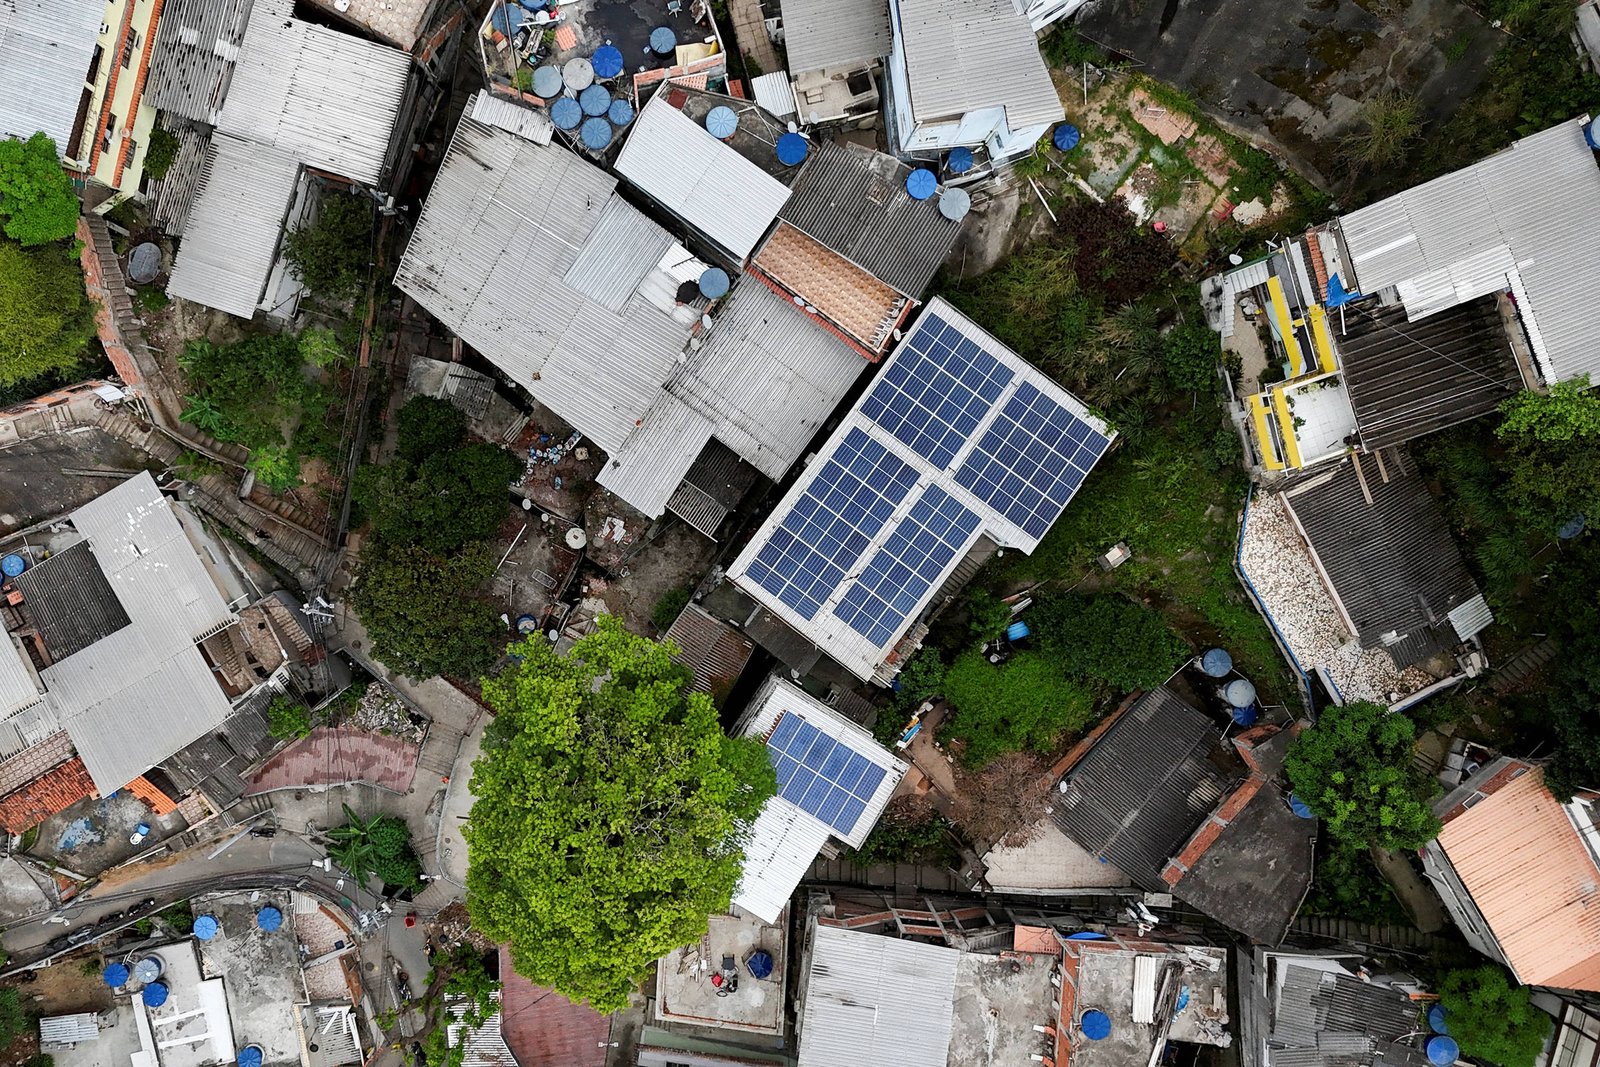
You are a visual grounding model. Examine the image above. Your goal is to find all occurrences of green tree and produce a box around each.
[267,696,313,739]
[355,442,521,554]
[351,541,506,679]
[1437,966,1551,1067]
[395,396,467,465]
[465,617,775,1012]
[0,238,96,385]
[1497,377,1600,442]
[1163,322,1220,392]
[965,590,1013,648]
[298,327,349,370]
[0,133,78,246]
[941,651,1096,768]
[284,191,374,300]
[1030,594,1191,694]
[142,127,180,180]
[1285,701,1440,850]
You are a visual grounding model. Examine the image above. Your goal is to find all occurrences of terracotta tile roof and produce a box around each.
[125,774,178,815]
[552,24,577,50]
[1437,765,1600,990]
[0,757,97,832]
[497,946,609,1067]
[751,222,905,353]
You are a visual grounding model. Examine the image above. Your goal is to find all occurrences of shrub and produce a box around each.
[284,191,374,300]
[1163,322,1220,392]
[1030,594,1191,693]
[965,590,1013,648]
[299,327,349,370]
[0,238,97,385]
[850,796,960,866]
[143,127,180,180]
[0,133,78,246]
[355,442,521,554]
[941,651,1096,768]
[352,541,506,680]
[267,696,312,740]
[652,585,692,632]
[1286,701,1440,850]
[396,396,468,465]
[0,988,26,1048]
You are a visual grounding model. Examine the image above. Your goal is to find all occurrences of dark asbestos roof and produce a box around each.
[663,602,756,708]
[777,140,962,296]
[1281,449,1481,664]
[1339,295,1522,450]
[1172,781,1316,946]
[162,689,276,805]
[15,542,130,661]
[1053,686,1239,890]
[1269,962,1428,1067]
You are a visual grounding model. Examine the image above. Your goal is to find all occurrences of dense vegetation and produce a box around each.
[1437,966,1552,1067]
[940,651,1094,768]
[1285,701,1440,851]
[284,190,376,301]
[465,618,775,1011]
[0,133,79,246]
[0,238,98,387]
[352,542,506,680]
[327,804,424,890]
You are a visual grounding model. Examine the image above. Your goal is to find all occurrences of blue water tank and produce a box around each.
[1289,794,1315,819]
[1587,115,1600,151]
[1054,123,1082,151]
[237,1048,263,1067]
[650,26,677,54]
[777,132,809,166]
[550,97,582,130]
[1081,1010,1112,1040]
[905,168,937,200]
[1428,1004,1449,1035]
[698,268,731,300]
[608,98,635,126]
[1559,513,1586,539]
[947,146,974,174]
[705,106,738,139]
[579,84,610,116]
[580,117,613,151]
[1200,648,1232,678]
[1427,1036,1460,1066]
[592,44,624,79]
[1,554,25,578]
[1230,703,1259,726]
[103,963,130,987]
[1006,620,1030,642]
[142,982,169,1008]
[256,906,282,932]
[193,915,219,940]
[1223,678,1257,708]
[531,65,563,98]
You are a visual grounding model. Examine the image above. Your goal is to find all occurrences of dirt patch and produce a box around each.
[16,952,116,1014]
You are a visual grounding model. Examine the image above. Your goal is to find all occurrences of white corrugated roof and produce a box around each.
[797,925,960,1067]
[0,0,103,153]
[0,634,43,720]
[216,0,409,184]
[469,91,555,145]
[40,1014,99,1045]
[781,0,892,74]
[166,133,300,318]
[614,95,793,261]
[1338,117,1600,384]
[893,0,1064,130]
[729,296,1114,681]
[751,72,798,119]
[732,676,907,922]
[446,994,513,1067]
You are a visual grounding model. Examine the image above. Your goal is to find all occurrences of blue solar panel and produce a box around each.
[745,428,919,619]
[954,382,1111,538]
[860,313,1013,469]
[766,711,889,836]
[833,485,983,646]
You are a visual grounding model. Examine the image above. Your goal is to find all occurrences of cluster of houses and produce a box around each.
[6,2,1600,1067]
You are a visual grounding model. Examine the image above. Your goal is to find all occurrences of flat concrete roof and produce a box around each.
[195,891,304,1067]
[949,950,1061,1066]
[654,912,787,1037]
[131,941,236,1067]
[1068,942,1230,1067]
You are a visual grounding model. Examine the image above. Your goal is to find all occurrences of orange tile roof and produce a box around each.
[0,757,97,833]
[752,222,906,353]
[1437,765,1600,990]
[553,23,577,51]
[126,775,178,815]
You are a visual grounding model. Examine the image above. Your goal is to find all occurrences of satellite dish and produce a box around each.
[1228,252,1244,266]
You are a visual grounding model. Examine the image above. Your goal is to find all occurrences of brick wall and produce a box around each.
[77,215,146,389]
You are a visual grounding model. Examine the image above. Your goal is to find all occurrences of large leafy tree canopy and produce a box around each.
[0,133,78,246]
[1285,701,1440,850]
[350,541,505,680]
[1437,966,1552,1067]
[465,617,775,1012]
[355,440,521,555]
[0,238,95,386]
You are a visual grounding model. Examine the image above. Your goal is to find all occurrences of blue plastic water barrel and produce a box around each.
[1200,648,1232,677]
[1,554,25,578]
[550,97,582,130]
[142,982,169,1008]
[592,44,624,79]
[103,963,130,987]
[608,98,635,126]
[1006,620,1030,642]
[947,146,974,173]
[579,84,610,116]
[256,906,282,932]
[1427,1036,1459,1066]
[1054,123,1082,151]
[1428,1004,1449,1035]
[193,915,219,940]
[1081,1010,1112,1040]
[905,168,937,200]
[776,132,809,166]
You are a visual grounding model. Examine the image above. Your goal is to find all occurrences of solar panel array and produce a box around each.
[954,381,1112,538]
[744,428,919,619]
[834,485,982,645]
[860,316,1013,469]
[767,712,888,836]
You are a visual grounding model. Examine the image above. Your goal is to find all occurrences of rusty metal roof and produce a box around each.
[663,603,755,708]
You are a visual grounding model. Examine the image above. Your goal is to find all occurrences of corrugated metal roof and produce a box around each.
[15,543,130,661]
[446,994,515,1067]
[143,0,254,125]
[1053,686,1235,890]
[751,72,798,119]
[39,1014,99,1045]
[732,676,908,922]
[663,603,755,705]
[469,91,555,146]
[1335,296,1521,450]
[893,0,1064,130]
[1437,767,1600,990]
[1337,118,1600,383]
[797,925,960,1067]
[781,0,892,73]
[595,398,715,517]
[0,0,103,152]
[563,196,676,312]
[777,140,962,296]
[217,0,410,184]
[1280,450,1487,656]
[0,636,42,721]
[1267,960,1426,1067]
[166,132,300,317]
[614,95,793,261]
[144,118,213,236]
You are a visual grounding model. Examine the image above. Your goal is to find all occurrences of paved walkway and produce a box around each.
[725,0,780,76]
[247,727,421,794]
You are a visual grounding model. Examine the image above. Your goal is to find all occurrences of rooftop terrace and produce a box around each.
[1061,936,1230,1067]
[654,911,788,1037]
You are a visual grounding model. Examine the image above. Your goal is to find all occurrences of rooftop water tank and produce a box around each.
[1200,648,1232,678]
[938,187,972,221]
[649,26,677,54]
[550,97,582,131]
[561,56,594,91]
[1223,678,1257,708]
[237,1046,264,1067]
[1081,1009,1112,1040]
[905,168,937,200]
[705,106,739,139]
[1428,1005,1449,1035]
[776,132,809,166]
[132,955,164,984]
[592,44,624,80]
[256,906,282,932]
[103,963,130,988]
[1427,1036,1460,1066]
[531,65,562,98]
[1,554,25,579]
[698,267,731,300]
[1230,703,1259,726]
[1288,794,1315,819]
[142,982,169,1008]
[580,117,613,151]
[192,915,219,941]
[946,146,974,174]
[608,98,635,126]
[579,84,610,116]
